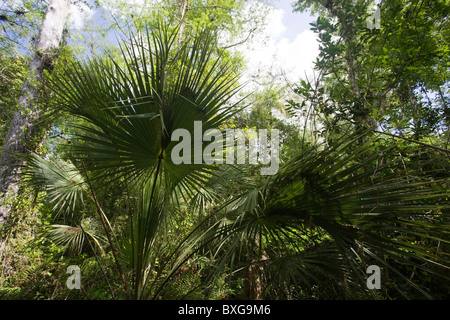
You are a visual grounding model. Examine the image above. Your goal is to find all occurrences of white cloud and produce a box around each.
[274,29,319,82]
[240,4,319,87]
[69,2,95,30]
[264,6,287,39]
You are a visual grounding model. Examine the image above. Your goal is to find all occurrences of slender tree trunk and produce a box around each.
[0,0,72,225]
[325,0,376,149]
[244,261,264,300]
[244,249,267,300]
[178,0,189,42]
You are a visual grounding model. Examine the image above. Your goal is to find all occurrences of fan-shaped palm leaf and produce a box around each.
[23,153,87,221]
[193,133,449,299]
[45,218,106,255]
[50,22,243,194]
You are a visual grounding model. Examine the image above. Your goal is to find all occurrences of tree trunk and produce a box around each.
[177,0,189,42]
[324,0,376,147]
[244,261,264,300]
[0,0,72,225]
[244,251,268,300]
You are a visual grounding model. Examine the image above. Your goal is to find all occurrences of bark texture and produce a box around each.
[244,262,264,300]
[178,0,189,42]
[0,0,72,225]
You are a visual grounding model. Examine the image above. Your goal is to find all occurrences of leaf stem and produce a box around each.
[81,162,130,299]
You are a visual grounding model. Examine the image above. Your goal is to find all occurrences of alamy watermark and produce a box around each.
[171,121,280,175]
[366,5,381,30]
[66,265,81,290]
[366,265,381,290]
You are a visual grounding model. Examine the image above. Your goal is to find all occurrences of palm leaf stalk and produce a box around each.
[81,162,131,297]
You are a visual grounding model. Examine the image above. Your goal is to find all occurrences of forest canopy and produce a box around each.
[0,0,449,301]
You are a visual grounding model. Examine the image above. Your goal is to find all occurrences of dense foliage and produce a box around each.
[0,0,449,300]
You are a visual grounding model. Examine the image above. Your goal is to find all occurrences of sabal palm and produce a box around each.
[39,22,243,299]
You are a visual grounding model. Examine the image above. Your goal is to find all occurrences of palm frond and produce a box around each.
[23,153,87,221]
[193,132,450,299]
[50,21,243,194]
[45,218,106,255]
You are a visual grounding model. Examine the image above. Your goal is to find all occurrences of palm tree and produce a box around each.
[25,21,243,299]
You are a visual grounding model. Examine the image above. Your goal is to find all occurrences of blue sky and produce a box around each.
[65,0,319,86]
[274,0,316,41]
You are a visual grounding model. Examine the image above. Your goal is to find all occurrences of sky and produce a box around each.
[239,0,319,86]
[65,0,319,87]
[274,0,316,42]
[2,0,320,83]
